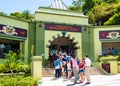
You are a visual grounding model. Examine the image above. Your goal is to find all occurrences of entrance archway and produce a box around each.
[47,34,80,67]
[47,34,80,55]
[50,36,76,55]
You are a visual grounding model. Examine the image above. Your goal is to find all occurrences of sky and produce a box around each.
[0,0,73,14]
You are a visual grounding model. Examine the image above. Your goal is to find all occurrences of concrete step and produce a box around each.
[42,67,104,77]
[42,68,54,77]
[90,67,104,75]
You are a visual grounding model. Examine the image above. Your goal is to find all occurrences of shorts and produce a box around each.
[79,69,84,73]
[67,69,72,72]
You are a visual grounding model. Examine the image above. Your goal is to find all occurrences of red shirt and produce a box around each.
[79,62,84,68]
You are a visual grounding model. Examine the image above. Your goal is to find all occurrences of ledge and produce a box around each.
[31,56,42,61]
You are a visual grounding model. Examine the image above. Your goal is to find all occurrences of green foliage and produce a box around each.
[0,64,5,73]
[68,0,84,12]
[0,12,7,15]
[104,13,120,25]
[22,10,35,20]
[0,76,38,86]
[94,3,114,19]
[3,51,29,73]
[116,55,120,60]
[10,12,23,19]
[16,64,29,72]
[87,10,96,25]
[71,0,120,25]
[9,10,35,21]
[68,6,82,12]
[100,55,118,63]
[72,0,84,6]
[87,3,115,25]
[104,0,119,3]
[82,0,95,15]
[104,2,120,25]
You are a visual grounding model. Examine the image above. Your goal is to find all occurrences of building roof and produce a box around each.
[49,0,68,10]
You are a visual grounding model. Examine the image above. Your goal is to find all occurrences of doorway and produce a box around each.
[0,38,20,58]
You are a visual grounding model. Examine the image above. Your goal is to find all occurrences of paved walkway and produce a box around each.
[39,74,120,86]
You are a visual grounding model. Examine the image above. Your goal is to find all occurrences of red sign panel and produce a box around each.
[45,23,81,32]
[99,30,120,39]
[0,24,27,38]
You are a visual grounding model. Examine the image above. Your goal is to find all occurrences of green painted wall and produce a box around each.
[35,7,89,66]
[89,27,95,62]
[34,22,45,66]
[35,7,88,25]
[0,15,28,29]
[35,22,45,55]
[94,25,120,61]
[28,22,36,63]
[81,26,90,57]
[0,15,29,62]
[44,29,82,59]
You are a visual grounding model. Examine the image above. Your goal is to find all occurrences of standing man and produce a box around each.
[84,55,91,84]
[54,57,61,78]
[71,56,79,84]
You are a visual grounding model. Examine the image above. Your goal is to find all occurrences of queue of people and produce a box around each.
[54,53,92,85]
[99,47,119,57]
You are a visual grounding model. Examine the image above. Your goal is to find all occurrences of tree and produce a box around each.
[68,5,82,12]
[104,3,120,25]
[0,12,7,15]
[93,3,115,25]
[10,12,23,19]
[68,0,120,25]
[9,10,34,21]
[22,10,34,20]
[68,0,84,12]
[82,0,95,15]
[103,0,119,3]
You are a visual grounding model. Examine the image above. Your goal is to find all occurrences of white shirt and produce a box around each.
[85,58,91,67]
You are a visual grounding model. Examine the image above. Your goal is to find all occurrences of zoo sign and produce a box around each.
[99,30,120,39]
[0,24,27,38]
[45,23,81,32]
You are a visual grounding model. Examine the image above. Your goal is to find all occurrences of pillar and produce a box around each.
[31,56,42,79]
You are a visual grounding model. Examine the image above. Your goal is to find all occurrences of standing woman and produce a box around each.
[67,60,72,80]
[84,55,91,84]
[78,58,85,83]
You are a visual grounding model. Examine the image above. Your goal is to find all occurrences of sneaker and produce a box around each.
[80,81,83,83]
[74,82,78,84]
[85,82,91,84]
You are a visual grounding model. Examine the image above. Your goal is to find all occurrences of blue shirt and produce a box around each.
[54,59,61,69]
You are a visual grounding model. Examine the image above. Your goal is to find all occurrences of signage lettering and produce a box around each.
[45,23,81,32]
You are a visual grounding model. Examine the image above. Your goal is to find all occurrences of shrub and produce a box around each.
[16,64,29,73]
[100,55,118,63]
[116,55,120,61]
[0,76,38,86]
[0,64,6,73]
[3,51,29,73]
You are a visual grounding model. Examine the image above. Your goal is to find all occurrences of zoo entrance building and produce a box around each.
[0,0,120,73]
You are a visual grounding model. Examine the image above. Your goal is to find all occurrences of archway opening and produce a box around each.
[48,36,79,67]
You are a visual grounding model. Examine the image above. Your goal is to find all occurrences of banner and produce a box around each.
[99,30,120,39]
[45,23,81,32]
[0,24,27,38]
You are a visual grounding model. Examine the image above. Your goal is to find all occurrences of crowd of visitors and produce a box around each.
[53,51,92,85]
